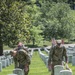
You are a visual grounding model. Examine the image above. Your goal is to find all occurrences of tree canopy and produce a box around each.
[0,0,75,55]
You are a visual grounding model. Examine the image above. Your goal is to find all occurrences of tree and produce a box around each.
[0,0,31,55]
[25,3,44,45]
[38,2,75,40]
[30,25,43,46]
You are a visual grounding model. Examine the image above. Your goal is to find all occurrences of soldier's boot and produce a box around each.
[51,69,54,75]
[24,65,29,75]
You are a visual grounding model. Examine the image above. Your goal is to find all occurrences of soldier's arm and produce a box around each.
[63,47,68,63]
[24,51,31,65]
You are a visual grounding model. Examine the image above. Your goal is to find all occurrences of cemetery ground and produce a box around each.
[0,51,75,75]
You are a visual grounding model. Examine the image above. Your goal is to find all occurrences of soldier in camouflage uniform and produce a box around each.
[48,40,68,75]
[13,42,29,68]
[10,49,31,75]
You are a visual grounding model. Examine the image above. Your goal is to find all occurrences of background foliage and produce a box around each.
[0,0,75,55]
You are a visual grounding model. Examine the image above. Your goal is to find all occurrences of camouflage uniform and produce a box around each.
[14,49,31,75]
[48,45,67,75]
[13,43,29,70]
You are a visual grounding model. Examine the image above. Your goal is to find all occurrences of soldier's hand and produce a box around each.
[65,63,70,70]
[48,63,52,71]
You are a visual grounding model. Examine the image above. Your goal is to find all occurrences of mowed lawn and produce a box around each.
[29,51,50,75]
[0,51,75,75]
[0,64,14,75]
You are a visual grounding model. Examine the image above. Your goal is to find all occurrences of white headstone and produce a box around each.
[8,74,17,75]
[67,56,72,63]
[72,56,75,66]
[11,57,13,64]
[0,62,2,72]
[13,68,24,75]
[1,60,6,68]
[9,58,12,65]
[54,65,64,75]
[45,58,48,68]
[0,58,1,62]
[6,58,10,66]
[59,70,72,75]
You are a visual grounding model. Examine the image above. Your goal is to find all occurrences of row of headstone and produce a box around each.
[0,62,2,72]
[60,70,72,75]
[0,50,14,72]
[38,48,73,75]
[45,45,75,66]
[54,65,72,75]
[43,48,49,55]
[68,45,75,50]
[39,45,75,66]
[66,46,75,66]
[38,48,49,68]
[8,65,72,75]
[7,68,24,75]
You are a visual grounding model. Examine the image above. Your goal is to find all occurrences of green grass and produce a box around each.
[29,51,50,75]
[3,45,13,50]
[0,64,14,75]
[68,63,75,75]
[0,51,75,75]
[0,51,50,75]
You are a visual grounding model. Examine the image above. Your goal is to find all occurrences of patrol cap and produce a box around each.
[56,40,62,44]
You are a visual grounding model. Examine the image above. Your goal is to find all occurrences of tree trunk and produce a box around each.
[32,38,35,46]
[0,26,3,56]
[0,39,3,56]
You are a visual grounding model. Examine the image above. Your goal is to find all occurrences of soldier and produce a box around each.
[12,42,30,70]
[10,49,31,75]
[48,40,68,75]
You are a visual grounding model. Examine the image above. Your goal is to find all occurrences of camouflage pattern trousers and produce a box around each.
[19,64,29,75]
[51,61,62,75]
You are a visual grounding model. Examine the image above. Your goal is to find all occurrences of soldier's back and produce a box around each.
[17,49,28,64]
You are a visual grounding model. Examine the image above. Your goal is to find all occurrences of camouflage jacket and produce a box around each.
[14,49,31,67]
[48,45,67,64]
